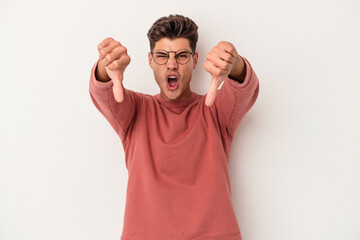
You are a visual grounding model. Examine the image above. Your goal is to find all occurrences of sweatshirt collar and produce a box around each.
[155,91,198,108]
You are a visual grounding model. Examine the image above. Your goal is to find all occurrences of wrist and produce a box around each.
[95,62,111,82]
[229,55,246,83]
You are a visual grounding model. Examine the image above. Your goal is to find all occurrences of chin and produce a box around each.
[165,92,179,100]
[161,85,178,99]
[161,90,180,101]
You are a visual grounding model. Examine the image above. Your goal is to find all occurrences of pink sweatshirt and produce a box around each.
[89,56,259,240]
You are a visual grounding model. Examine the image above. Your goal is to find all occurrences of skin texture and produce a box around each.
[95,37,245,106]
[148,37,198,102]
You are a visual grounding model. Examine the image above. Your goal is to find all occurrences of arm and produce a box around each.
[203,41,259,137]
[89,60,143,142]
[214,56,259,138]
[89,37,142,142]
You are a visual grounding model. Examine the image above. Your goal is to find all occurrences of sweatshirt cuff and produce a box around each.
[91,59,114,89]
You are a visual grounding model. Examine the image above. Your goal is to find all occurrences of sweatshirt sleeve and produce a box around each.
[89,60,143,142]
[214,56,260,138]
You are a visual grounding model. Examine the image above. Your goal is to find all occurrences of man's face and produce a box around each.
[148,37,198,101]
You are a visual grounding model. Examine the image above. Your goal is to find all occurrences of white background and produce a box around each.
[1,0,359,239]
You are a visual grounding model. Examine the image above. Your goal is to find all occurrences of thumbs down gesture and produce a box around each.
[203,41,245,107]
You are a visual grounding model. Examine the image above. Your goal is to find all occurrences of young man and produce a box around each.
[89,14,259,240]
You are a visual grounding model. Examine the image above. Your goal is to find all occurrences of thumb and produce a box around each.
[205,76,220,107]
[112,73,124,103]
[105,66,124,103]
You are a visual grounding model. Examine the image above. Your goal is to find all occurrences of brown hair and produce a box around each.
[147,14,198,52]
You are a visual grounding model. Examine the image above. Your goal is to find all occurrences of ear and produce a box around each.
[193,52,199,69]
[148,52,153,69]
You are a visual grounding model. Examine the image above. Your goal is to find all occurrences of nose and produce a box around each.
[166,52,178,69]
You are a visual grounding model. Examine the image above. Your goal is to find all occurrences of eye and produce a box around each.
[176,52,189,59]
[156,55,167,58]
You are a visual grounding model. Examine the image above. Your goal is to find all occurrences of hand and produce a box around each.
[97,37,131,102]
[203,41,238,107]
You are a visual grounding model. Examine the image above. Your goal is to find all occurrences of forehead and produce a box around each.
[153,37,191,51]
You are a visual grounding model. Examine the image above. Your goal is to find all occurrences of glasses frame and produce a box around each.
[151,49,196,65]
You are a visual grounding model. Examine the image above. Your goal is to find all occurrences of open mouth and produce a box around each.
[167,75,179,90]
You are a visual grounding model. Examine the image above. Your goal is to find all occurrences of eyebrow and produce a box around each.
[155,51,168,54]
[176,50,189,54]
[154,49,191,53]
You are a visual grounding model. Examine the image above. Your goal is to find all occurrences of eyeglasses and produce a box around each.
[151,49,196,65]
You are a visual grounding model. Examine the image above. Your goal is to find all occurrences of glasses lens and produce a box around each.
[153,51,168,64]
[153,50,192,65]
[176,51,191,64]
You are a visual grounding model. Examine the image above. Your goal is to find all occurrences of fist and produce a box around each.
[97,37,131,102]
[203,41,238,107]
